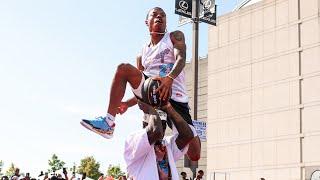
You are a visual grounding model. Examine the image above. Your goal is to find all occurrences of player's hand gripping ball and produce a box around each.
[141,78,171,107]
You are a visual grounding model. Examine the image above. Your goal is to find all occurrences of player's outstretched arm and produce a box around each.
[161,103,194,150]
[118,97,138,115]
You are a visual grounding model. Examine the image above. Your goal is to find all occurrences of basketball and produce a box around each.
[141,78,170,107]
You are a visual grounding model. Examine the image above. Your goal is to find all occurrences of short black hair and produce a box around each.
[180,172,187,175]
[1,176,9,180]
[51,176,58,180]
[146,7,165,20]
[198,170,204,174]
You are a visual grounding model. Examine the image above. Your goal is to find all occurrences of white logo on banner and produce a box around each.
[179,0,189,11]
[202,0,212,9]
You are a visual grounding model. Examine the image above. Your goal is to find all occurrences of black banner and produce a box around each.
[175,0,192,18]
[175,0,216,26]
[200,4,217,26]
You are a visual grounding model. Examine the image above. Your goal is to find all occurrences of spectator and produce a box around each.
[43,172,49,180]
[38,171,44,177]
[194,170,204,180]
[69,172,76,180]
[57,174,64,180]
[10,168,20,180]
[1,176,9,180]
[51,176,58,180]
[180,171,189,180]
[25,173,30,180]
[104,176,113,180]
[118,176,127,180]
[80,173,86,180]
[97,173,104,180]
[62,168,68,180]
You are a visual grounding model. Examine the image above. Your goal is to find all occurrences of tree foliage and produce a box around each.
[107,165,125,179]
[48,154,65,172]
[0,160,3,177]
[78,156,101,180]
[5,163,16,177]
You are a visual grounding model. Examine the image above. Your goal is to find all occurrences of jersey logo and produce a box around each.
[159,63,174,77]
[155,48,170,63]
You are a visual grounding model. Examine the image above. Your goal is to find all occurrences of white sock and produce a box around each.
[106,113,115,126]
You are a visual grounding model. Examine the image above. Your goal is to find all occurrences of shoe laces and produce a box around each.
[95,116,105,121]
[93,116,113,131]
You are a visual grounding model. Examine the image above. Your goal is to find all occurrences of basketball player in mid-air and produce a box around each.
[81,7,201,161]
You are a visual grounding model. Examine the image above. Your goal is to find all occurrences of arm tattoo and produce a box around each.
[170,31,186,78]
[173,31,184,41]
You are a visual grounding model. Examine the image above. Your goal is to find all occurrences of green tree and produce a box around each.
[107,165,125,179]
[48,154,65,172]
[5,163,16,177]
[0,160,3,177]
[78,156,101,180]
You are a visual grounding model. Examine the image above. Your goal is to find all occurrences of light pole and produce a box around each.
[192,0,199,121]
[175,0,216,178]
[191,0,200,178]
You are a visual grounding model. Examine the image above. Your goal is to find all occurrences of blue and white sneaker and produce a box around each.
[80,116,115,139]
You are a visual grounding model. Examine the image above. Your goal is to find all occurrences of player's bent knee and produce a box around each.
[117,63,130,72]
[116,63,134,76]
[116,63,138,75]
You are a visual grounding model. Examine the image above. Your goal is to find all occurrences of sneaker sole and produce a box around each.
[80,121,114,139]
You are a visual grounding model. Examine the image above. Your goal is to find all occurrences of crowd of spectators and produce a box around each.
[0,168,87,180]
[180,170,205,180]
[1,168,205,180]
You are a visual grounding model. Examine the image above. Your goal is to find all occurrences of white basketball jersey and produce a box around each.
[141,32,188,103]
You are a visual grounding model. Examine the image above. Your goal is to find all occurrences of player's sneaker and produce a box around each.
[80,116,115,139]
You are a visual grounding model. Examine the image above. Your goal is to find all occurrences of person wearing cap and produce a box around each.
[124,100,196,180]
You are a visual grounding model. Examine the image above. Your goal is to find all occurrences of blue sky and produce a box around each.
[0,0,238,177]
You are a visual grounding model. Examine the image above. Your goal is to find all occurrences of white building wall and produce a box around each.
[207,0,320,179]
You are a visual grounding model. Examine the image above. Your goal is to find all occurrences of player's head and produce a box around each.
[145,7,167,35]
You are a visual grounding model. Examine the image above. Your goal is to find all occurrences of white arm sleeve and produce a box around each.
[124,129,152,166]
[167,135,189,162]
[172,124,198,137]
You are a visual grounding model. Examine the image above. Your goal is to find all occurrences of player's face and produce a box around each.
[154,140,166,161]
[146,8,167,33]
